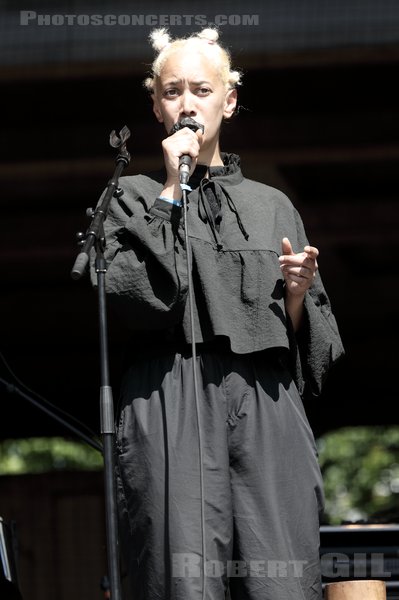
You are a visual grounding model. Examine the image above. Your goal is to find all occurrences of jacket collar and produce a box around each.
[189,153,243,189]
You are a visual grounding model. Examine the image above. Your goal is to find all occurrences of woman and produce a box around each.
[98,27,344,600]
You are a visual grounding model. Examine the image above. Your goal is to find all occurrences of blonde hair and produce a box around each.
[144,27,242,93]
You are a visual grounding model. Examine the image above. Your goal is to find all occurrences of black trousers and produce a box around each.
[115,350,324,600]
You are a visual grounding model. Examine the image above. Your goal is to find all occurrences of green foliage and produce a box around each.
[317,426,399,524]
[2,427,399,527]
[0,437,103,474]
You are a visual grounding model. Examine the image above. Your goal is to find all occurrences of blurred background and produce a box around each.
[1,1,399,598]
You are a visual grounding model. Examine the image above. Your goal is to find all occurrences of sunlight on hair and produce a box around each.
[144,27,242,94]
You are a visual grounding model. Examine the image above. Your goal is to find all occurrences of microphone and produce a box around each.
[169,117,205,185]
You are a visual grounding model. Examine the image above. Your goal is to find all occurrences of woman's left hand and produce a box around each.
[279,237,319,297]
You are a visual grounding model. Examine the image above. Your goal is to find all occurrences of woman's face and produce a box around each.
[152,48,237,152]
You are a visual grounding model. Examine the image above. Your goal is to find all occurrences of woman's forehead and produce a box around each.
[158,50,221,84]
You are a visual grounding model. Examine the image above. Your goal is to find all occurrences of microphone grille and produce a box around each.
[169,118,205,136]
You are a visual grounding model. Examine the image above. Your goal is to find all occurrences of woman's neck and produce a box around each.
[198,139,224,168]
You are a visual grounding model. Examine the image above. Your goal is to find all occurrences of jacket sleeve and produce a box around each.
[288,207,344,398]
[91,179,188,331]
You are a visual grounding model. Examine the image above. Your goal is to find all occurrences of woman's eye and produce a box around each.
[164,88,179,98]
[196,87,211,96]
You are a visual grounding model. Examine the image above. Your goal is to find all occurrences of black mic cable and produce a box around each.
[169,117,207,599]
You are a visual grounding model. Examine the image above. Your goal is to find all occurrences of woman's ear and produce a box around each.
[223,88,238,120]
[152,94,164,123]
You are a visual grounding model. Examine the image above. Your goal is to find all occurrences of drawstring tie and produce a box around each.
[223,188,249,241]
[198,180,249,248]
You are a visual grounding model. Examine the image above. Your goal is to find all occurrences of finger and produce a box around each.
[304,245,319,260]
[196,128,204,145]
[279,252,307,266]
[280,255,318,276]
[300,257,319,275]
[281,237,293,256]
[173,128,201,151]
[183,129,201,154]
[301,255,319,272]
[281,265,314,279]
[163,130,199,156]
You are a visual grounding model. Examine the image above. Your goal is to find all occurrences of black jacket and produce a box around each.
[93,153,344,398]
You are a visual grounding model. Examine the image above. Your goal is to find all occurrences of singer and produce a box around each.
[93,28,344,600]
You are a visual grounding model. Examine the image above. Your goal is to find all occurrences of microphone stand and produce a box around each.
[70,126,131,600]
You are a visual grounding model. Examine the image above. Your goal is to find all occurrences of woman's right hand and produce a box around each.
[160,127,203,199]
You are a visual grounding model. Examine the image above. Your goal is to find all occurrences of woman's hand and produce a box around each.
[160,127,203,199]
[279,237,319,331]
[279,237,319,297]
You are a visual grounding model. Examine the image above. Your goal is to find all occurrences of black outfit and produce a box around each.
[94,153,344,600]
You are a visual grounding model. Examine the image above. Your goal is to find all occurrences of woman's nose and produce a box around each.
[180,91,197,116]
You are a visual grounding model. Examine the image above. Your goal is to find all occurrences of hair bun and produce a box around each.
[197,28,219,43]
[230,70,242,86]
[149,28,171,53]
[144,26,242,93]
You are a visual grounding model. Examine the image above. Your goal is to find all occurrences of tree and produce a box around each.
[0,437,102,474]
[317,426,399,524]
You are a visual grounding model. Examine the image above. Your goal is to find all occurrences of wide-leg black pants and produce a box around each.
[115,350,324,600]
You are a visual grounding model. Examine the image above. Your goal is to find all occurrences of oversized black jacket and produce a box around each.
[94,153,344,398]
